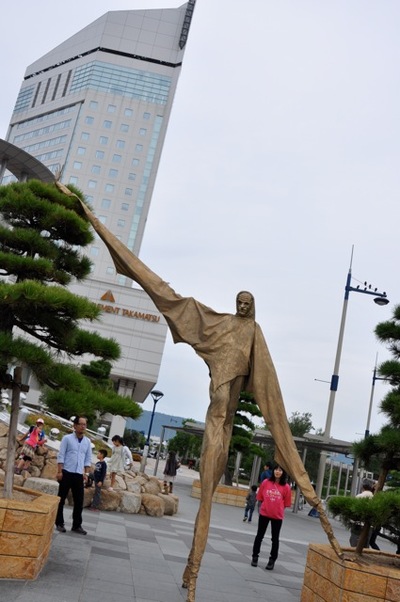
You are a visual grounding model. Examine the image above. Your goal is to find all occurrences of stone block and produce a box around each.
[120,492,141,514]
[158,493,178,515]
[24,477,59,497]
[143,477,161,495]
[141,493,164,517]
[126,480,141,494]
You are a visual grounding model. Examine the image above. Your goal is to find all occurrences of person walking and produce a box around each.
[89,449,108,511]
[163,450,180,493]
[243,485,257,522]
[55,416,92,535]
[251,464,292,570]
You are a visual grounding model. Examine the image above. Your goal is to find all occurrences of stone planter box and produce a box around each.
[0,482,59,580]
[301,543,400,602]
[191,479,248,507]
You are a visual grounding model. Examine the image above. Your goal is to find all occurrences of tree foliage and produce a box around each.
[329,304,400,554]
[0,180,141,423]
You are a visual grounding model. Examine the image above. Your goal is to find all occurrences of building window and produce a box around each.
[85,116,94,125]
[95,150,105,159]
[81,132,90,141]
[128,173,136,181]
[112,154,122,163]
[99,136,108,145]
[131,158,139,166]
[88,180,97,189]
[105,184,114,193]
[125,188,133,196]
[73,161,82,170]
[86,195,94,203]
[91,165,101,175]
[121,203,129,211]
[117,219,125,227]
[124,108,133,117]
[77,147,86,155]
[120,123,129,133]
[116,139,125,149]
[143,112,151,120]
[91,246,99,256]
[69,176,78,184]
[101,199,111,209]
[108,168,118,178]
[135,144,143,152]
[103,120,112,129]
[89,100,98,109]
[98,216,107,224]
[106,266,114,275]
[107,104,116,113]
[139,128,147,136]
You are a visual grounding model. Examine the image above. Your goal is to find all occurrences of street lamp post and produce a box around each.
[365,355,387,438]
[315,257,389,498]
[351,357,388,495]
[140,389,164,473]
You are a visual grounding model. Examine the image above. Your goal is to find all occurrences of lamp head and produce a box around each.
[373,296,389,306]
[150,389,164,404]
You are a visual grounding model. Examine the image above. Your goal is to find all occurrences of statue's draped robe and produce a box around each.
[73,194,342,594]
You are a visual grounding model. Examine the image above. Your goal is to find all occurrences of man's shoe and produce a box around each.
[243,517,247,522]
[266,559,275,570]
[56,525,66,533]
[251,557,258,567]
[71,526,87,535]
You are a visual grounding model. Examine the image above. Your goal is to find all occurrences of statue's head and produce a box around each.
[236,291,255,319]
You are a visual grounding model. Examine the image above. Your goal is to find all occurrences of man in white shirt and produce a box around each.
[55,416,92,535]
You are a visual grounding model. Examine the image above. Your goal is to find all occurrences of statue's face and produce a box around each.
[236,292,253,317]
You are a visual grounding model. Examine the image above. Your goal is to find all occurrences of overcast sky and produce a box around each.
[1,1,400,442]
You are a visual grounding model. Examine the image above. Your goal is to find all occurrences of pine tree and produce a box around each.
[328,304,400,554]
[0,180,141,494]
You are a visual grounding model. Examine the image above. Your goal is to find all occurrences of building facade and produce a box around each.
[2,2,195,403]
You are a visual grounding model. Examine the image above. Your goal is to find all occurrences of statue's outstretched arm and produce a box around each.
[56,181,182,313]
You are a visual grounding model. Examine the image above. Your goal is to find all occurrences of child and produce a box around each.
[108,435,125,490]
[243,484,258,522]
[163,450,180,493]
[89,449,108,511]
[15,418,47,474]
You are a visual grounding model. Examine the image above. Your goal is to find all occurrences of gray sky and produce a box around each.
[1,1,399,442]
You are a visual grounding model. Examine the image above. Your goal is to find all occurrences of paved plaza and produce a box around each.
[0,464,396,602]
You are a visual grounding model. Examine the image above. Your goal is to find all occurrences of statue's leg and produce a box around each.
[182,377,244,601]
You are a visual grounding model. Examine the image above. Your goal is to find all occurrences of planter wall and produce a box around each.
[301,543,400,602]
[0,483,59,580]
[191,479,248,507]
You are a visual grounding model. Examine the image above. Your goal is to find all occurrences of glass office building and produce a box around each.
[3,3,195,403]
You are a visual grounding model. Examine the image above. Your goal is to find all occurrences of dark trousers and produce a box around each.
[91,483,102,509]
[55,470,84,529]
[244,504,255,521]
[252,514,283,561]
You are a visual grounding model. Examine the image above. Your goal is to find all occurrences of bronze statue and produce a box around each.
[56,182,343,602]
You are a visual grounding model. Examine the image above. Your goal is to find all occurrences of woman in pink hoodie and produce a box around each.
[251,464,292,570]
